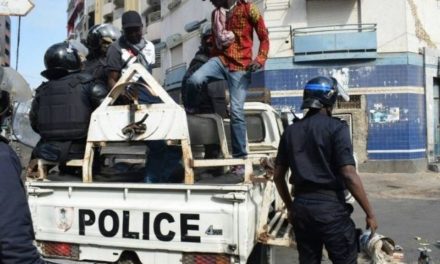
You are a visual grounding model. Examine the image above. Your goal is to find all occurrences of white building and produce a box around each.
[0,16,11,67]
[73,0,440,172]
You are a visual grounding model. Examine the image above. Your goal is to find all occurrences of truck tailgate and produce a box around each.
[27,182,261,258]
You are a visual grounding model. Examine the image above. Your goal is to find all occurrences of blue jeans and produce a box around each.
[186,57,250,158]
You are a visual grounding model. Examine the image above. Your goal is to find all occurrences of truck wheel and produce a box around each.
[117,252,141,264]
[118,260,137,264]
[247,243,272,264]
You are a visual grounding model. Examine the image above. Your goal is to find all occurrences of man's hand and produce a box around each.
[246,61,261,72]
[366,215,378,238]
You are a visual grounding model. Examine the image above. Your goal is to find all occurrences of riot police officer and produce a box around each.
[84,23,120,87]
[29,42,107,176]
[0,69,46,264]
[273,76,378,264]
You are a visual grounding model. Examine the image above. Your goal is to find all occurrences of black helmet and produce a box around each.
[86,24,121,50]
[41,42,81,79]
[301,76,339,109]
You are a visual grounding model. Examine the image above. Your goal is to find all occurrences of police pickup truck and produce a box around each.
[25,64,292,264]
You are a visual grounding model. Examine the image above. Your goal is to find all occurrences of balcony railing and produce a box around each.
[148,10,161,24]
[164,63,187,91]
[292,24,377,62]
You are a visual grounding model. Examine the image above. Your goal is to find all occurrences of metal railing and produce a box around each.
[264,0,291,10]
[164,63,187,90]
[293,23,377,36]
[148,10,161,24]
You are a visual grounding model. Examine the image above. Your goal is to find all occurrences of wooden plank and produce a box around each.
[37,159,47,180]
[244,159,253,182]
[192,158,247,167]
[181,139,194,184]
[82,142,94,183]
[65,159,83,167]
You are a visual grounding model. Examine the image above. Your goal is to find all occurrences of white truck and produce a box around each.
[25,64,293,264]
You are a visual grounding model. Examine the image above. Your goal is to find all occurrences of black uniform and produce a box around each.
[276,111,357,264]
[83,57,107,87]
[0,136,45,264]
[29,72,106,171]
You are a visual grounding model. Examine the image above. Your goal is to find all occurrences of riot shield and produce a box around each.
[12,100,40,147]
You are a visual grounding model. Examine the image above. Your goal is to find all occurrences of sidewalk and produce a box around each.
[360,171,440,200]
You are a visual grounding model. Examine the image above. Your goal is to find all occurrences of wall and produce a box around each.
[160,0,214,72]
[424,47,440,165]
[362,0,408,53]
[406,0,440,54]
[250,52,427,171]
[0,16,11,66]
[306,0,358,27]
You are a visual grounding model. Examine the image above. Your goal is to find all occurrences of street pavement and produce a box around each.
[274,172,440,264]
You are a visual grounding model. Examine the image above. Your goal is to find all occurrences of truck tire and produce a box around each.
[247,243,272,264]
[117,252,141,264]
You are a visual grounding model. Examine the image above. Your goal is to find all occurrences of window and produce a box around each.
[5,21,10,31]
[246,114,265,143]
[170,44,183,66]
[152,39,162,68]
[88,11,95,29]
[337,95,361,109]
[5,49,10,56]
[5,35,10,44]
[104,14,113,23]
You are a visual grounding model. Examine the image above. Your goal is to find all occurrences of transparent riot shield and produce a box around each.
[12,100,40,147]
[0,67,32,102]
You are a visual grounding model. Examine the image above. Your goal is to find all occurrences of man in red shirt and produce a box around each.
[186,0,269,175]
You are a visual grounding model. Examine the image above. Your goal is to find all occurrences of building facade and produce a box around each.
[71,0,440,172]
[0,16,11,67]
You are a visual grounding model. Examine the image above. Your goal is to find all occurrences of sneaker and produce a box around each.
[230,165,245,176]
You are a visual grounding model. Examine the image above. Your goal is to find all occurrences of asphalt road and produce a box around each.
[274,172,440,264]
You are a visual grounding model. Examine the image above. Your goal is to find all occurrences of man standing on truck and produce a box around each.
[182,24,228,164]
[273,76,378,264]
[185,0,270,176]
[0,71,46,264]
[29,42,107,176]
[106,10,182,183]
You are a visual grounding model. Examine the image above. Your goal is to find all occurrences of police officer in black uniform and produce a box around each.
[29,42,107,175]
[274,76,378,264]
[0,82,46,263]
[84,23,120,88]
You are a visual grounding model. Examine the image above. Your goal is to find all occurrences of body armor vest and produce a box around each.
[37,73,94,141]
